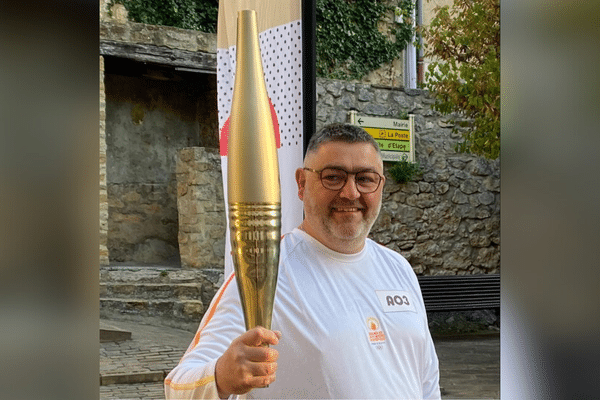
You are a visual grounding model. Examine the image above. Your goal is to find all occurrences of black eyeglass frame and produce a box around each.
[303,167,384,194]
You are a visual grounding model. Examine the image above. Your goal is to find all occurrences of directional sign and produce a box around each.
[348,111,415,162]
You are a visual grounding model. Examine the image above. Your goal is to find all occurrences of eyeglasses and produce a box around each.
[303,167,384,194]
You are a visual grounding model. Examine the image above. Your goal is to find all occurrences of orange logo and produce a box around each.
[367,317,379,331]
[366,317,386,344]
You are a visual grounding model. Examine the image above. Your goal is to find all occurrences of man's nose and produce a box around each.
[338,175,361,200]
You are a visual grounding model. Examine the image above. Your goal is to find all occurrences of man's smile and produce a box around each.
[331,205,364,213]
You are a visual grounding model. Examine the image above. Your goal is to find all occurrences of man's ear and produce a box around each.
[295,168,306,200]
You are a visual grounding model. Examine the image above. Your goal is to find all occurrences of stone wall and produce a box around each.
[100,15,216,55]
[99,11,219,266]
[315,78,500,275]
[172,79,500,276]
[176,147,226,269]
[104,70,218,264]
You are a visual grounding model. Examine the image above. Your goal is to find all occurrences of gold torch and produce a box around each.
[228,9,281,332]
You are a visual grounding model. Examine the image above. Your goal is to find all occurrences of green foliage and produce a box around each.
[423,0,500,159]
[109,0,413,80]
[108,0,218,33]
[397,109,409,120]
[316,0,414,80]
[388,159,422,184]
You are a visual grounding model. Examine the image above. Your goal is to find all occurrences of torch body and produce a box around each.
[228,9,281,331]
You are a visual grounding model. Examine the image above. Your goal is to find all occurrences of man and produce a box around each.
[165,123,440,399]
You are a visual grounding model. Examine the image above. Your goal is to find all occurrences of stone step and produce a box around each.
[100,266,223,285]
[100,320,132,343]
[100,298,204,318]
[100,371,165,386]
[100,282,208,302]
[99,266,225,331]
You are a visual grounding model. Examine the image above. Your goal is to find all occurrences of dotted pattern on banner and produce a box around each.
[217,47,234,132]
[218,20,303,148]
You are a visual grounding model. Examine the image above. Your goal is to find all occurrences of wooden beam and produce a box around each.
[100,40,216,74]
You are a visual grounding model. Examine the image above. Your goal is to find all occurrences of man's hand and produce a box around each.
[215,326,281,398]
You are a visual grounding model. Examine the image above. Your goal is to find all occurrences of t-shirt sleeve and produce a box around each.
[398,253,441,399]
[421,327,441,399]
[164,272,246,399]
[409,266,441,400]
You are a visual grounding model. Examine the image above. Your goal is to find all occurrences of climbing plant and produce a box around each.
[316,0,414,80]
[108,0,218,33]
[108,0,413,81]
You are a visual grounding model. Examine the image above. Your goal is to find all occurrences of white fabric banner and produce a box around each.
[217,0,304,277]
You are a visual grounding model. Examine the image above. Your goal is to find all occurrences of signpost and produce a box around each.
[348,111,415,163]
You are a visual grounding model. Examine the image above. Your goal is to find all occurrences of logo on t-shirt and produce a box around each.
[366,317,386,347]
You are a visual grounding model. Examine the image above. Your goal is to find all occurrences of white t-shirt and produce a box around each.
[165,228,440,399]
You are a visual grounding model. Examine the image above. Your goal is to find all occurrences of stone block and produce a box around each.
[357,87,374,102]
[475,207,492,219]
[322,93,334,106]
[363,103,388,116]
[391,191,407,203]
[470,159,493,176]
[418,182,432,193]
[174,284,202,299]
[197,33,217,53]
[326,81,343,97]
[483,176,500,192]
[474,247,500,270]
[434,182,450,195]
[420,193,439,209]
[316,107,329,122]
[181,301,204,319]
[375,90,389,103]
[460,179,480,195]
[469,195,481,207]
[469,234,492,248]
[401,182,420,194]
[451,189,469,204]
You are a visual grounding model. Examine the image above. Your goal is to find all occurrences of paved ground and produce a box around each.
[100,318,499,399]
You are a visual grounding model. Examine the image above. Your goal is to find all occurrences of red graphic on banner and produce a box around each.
[219,98,281,156]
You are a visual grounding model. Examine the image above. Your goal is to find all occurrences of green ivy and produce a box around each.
[316,0,414,80]
[108,0,218,33]
[109,0,413,80]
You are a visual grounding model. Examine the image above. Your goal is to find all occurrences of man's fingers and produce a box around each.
[216,328,281,396]
[248,360,278,377]
[244,345,279,363]
[232,361,277,392]
[241,326,281,347]
[248,362,277,386]
[245,372,276,389]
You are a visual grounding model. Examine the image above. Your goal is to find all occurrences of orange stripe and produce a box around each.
[165,375,215,390]
[188,272,236,352]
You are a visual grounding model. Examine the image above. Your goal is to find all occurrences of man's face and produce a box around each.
[295,141,385,254]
